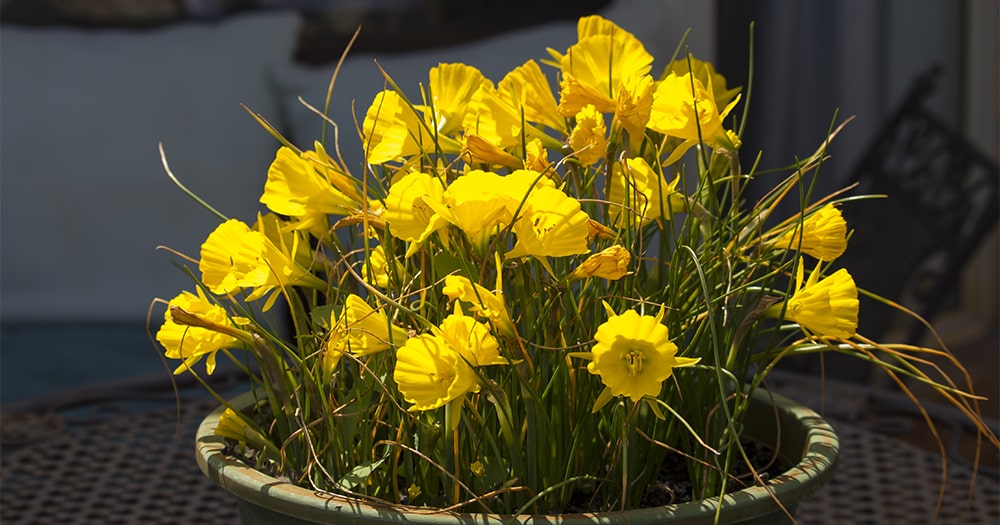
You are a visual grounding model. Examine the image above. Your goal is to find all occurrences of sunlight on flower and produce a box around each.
[261,146,359,219]
[524,138,551,173]
[462,134,523,168]
[438,304,507,367]
[363,90,460,164]
[198,214,325,309]
[335,294,409,356]
[384,171,446,254]
[301,142,365,204]
[770,204,848,262]
[664,55,742,112]
[156,288,245,375]
[587,304,699,406]
[552,16,653,116]
[608,157,685,226]
[614,73,653,141]
[362,244,406,289]
[423,170,513,249]
[463,83,523,151]
[443,274,517,340]
[428,63,490,136]
[768,260,859,339]
[498,59,564,132]
[648,73,740,164]
[199,219,262,294]
[497,168,557,213]
[568,104,608,166]
[506,186,591,261]
[394,333,478,411]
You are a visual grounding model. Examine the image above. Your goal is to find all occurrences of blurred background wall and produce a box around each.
[1,0,995,409]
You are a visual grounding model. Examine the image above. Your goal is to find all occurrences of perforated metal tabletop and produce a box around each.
[2,372,997,524]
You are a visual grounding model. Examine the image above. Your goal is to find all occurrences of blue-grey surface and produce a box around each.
[0,323,168,403]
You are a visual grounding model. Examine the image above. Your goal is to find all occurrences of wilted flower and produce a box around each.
[568,245,630,281]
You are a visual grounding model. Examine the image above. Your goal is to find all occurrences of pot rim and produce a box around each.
[196,388,839,524]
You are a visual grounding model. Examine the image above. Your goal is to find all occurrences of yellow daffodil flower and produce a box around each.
[586,302,699,409]
[384,171,446,256]
[198,216,325,309]
[321,327,345,384]
[648,73,741,165]
[260,146,359,220]
[423,170,513,250]
[614,73,654,141]
[361,244,407,289]
[461,81,559,169]
[428,62,490,136]
[438,304,507,367]
[214,408,274,457]
[497,168,557,211]
[524,138,551,173]
[506,186,591,261]
[770,204,848,262]
[443,272,517,340]
[767,259,859,339]
[568,245,631,281]
[156,288,249,375]
[461,134,523,168]
[362,90,461,165]
[663,55,742,113]
[214,408,251,443]
[394,333,479,413]
[550,16,653,117]
[608,157,685,226]
[568,104,608,166]
[497,59,564,132]
[301,142,366,204]
[334,294,409,356]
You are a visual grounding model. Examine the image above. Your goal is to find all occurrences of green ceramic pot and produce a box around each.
[196,388,838,524]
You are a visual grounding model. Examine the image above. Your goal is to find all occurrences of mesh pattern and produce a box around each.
[1,398,239,525]
[798,420,1000,524]
[2,390,997,524]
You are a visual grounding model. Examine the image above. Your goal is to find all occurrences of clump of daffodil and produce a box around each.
[153,12,997,517]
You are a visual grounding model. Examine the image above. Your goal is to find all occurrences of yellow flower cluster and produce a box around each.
[156,14,858,407]
[146,13,945,513]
